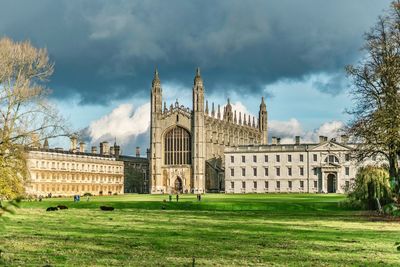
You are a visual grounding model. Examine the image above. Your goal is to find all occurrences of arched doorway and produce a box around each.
[327,173,336,193]
[174,177,183,193]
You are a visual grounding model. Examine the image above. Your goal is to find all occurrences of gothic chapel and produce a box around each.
[150,68,268,194]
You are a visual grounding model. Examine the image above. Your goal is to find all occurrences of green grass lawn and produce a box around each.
[1,194,399,266]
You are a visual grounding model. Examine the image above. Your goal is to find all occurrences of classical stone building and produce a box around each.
[150,68,268,194]
[120,147,150,194]
[25,137,124,196]
[225,136,357,194]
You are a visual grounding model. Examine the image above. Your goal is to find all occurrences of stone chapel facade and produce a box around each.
[150,68,268,194]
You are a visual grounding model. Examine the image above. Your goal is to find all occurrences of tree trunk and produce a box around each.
[389,150,399,194]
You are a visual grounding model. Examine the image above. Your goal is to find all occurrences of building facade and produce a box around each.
[150,68,268,194]
[25,138,124,197]
[224,136,358,194]
[120,147,150,194]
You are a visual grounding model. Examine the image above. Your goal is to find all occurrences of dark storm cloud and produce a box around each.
[0,0,392,103]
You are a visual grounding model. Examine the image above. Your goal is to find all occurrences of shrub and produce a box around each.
[83,192,93,197]
[347,166,393,210]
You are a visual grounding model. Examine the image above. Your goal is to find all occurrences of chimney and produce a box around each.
[43,138,49,150]
[272,137,277,145]
[277,138,281,145]
[319,136,326,143]
[91,146,97,154]
[110,146,115,156]
[70,135,78,153]
[136,146,141,157]
[146,148,150,160]
[295,136,300,145]
[100,141,109,155]
[341,134,349,144]
[79,142,85,153]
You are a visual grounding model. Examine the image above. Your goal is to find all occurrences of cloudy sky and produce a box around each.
[0,0,392,155]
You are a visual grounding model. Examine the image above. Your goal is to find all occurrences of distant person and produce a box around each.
[169,194,172,202]
[199,194,202,201]
[39,195,43,202]
[86,196,90,202]
[176,194,179,202]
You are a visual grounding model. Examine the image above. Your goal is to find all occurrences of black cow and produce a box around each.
[46,207,58,211]
[100,206,114,211]
[57,205,68,210]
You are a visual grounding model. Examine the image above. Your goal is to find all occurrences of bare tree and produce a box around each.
[346,1,400,195]
[0,37,69,199]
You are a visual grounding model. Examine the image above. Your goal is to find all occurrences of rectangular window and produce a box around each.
[288,155,292,162]
[230,156,234,163]
[345,167,350,175]
[231,181,234,189]
[345,154,350,161]
[242,156,245,163]
[314,180,318,188]
[345,181,350,189]
[288,181,292,189]
[253,181,257,189]
[300,154,304,162]
[265,181,269,189]
[314,168,318,176]
[313,154,317,162]
[253,155,257,163]
[300,167,304,176]
[300,181,304,188]
[264,155,268,162]
[264,167,269,176]
[230,168,234,177]
[276,155,280,162]
[253,168,257,176]
[276,167,280,176]
[276,181,281,189]
[242,168,246,176]
[288,167,292,176]
[242,181,246,189]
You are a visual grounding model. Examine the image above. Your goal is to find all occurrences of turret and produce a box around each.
[225,98,233,122]
[151,68,162,114]
[258,96,268,144]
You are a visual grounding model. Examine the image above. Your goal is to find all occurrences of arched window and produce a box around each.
[164,126,191,165]
[324,155,339,164]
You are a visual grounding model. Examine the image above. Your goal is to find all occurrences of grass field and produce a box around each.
[1,194,400,266]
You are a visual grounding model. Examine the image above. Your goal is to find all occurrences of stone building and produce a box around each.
[119,147,150,194]
[150,68,268,194]
[25,137,124,197]
[224,136,357,194]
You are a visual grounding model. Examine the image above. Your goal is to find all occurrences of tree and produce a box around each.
[347,166,393,210]
[0,37,68,199]
[346,1,400,196]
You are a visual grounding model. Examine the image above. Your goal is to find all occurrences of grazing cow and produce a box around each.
[100,206,114,211]
[57,205,68,210]
[46,207,58,211]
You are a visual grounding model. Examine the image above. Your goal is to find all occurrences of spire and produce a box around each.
[252,117,255,127]
[239,112,242,124]
[152,67,161,87]
[43,138,49,149]
[217,104,221,119]
[260,96,266,110]
[248,115,251,126]
[194,67,203,86]
[164,101,167,112]
[244,113,247,124]
[234,110,237,123]
[211,102,215,117]
[205,100,209,115]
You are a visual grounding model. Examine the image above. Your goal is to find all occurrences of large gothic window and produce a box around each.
[164,127,191,165]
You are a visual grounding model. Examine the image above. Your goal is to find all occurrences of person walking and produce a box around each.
[169,194,172,202]
[176,194,179,202]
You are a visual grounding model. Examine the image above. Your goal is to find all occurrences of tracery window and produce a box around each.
[164,127,191,165]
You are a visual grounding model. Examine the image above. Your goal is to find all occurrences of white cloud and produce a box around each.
[88,102,150,144]
[268,119,344,144]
